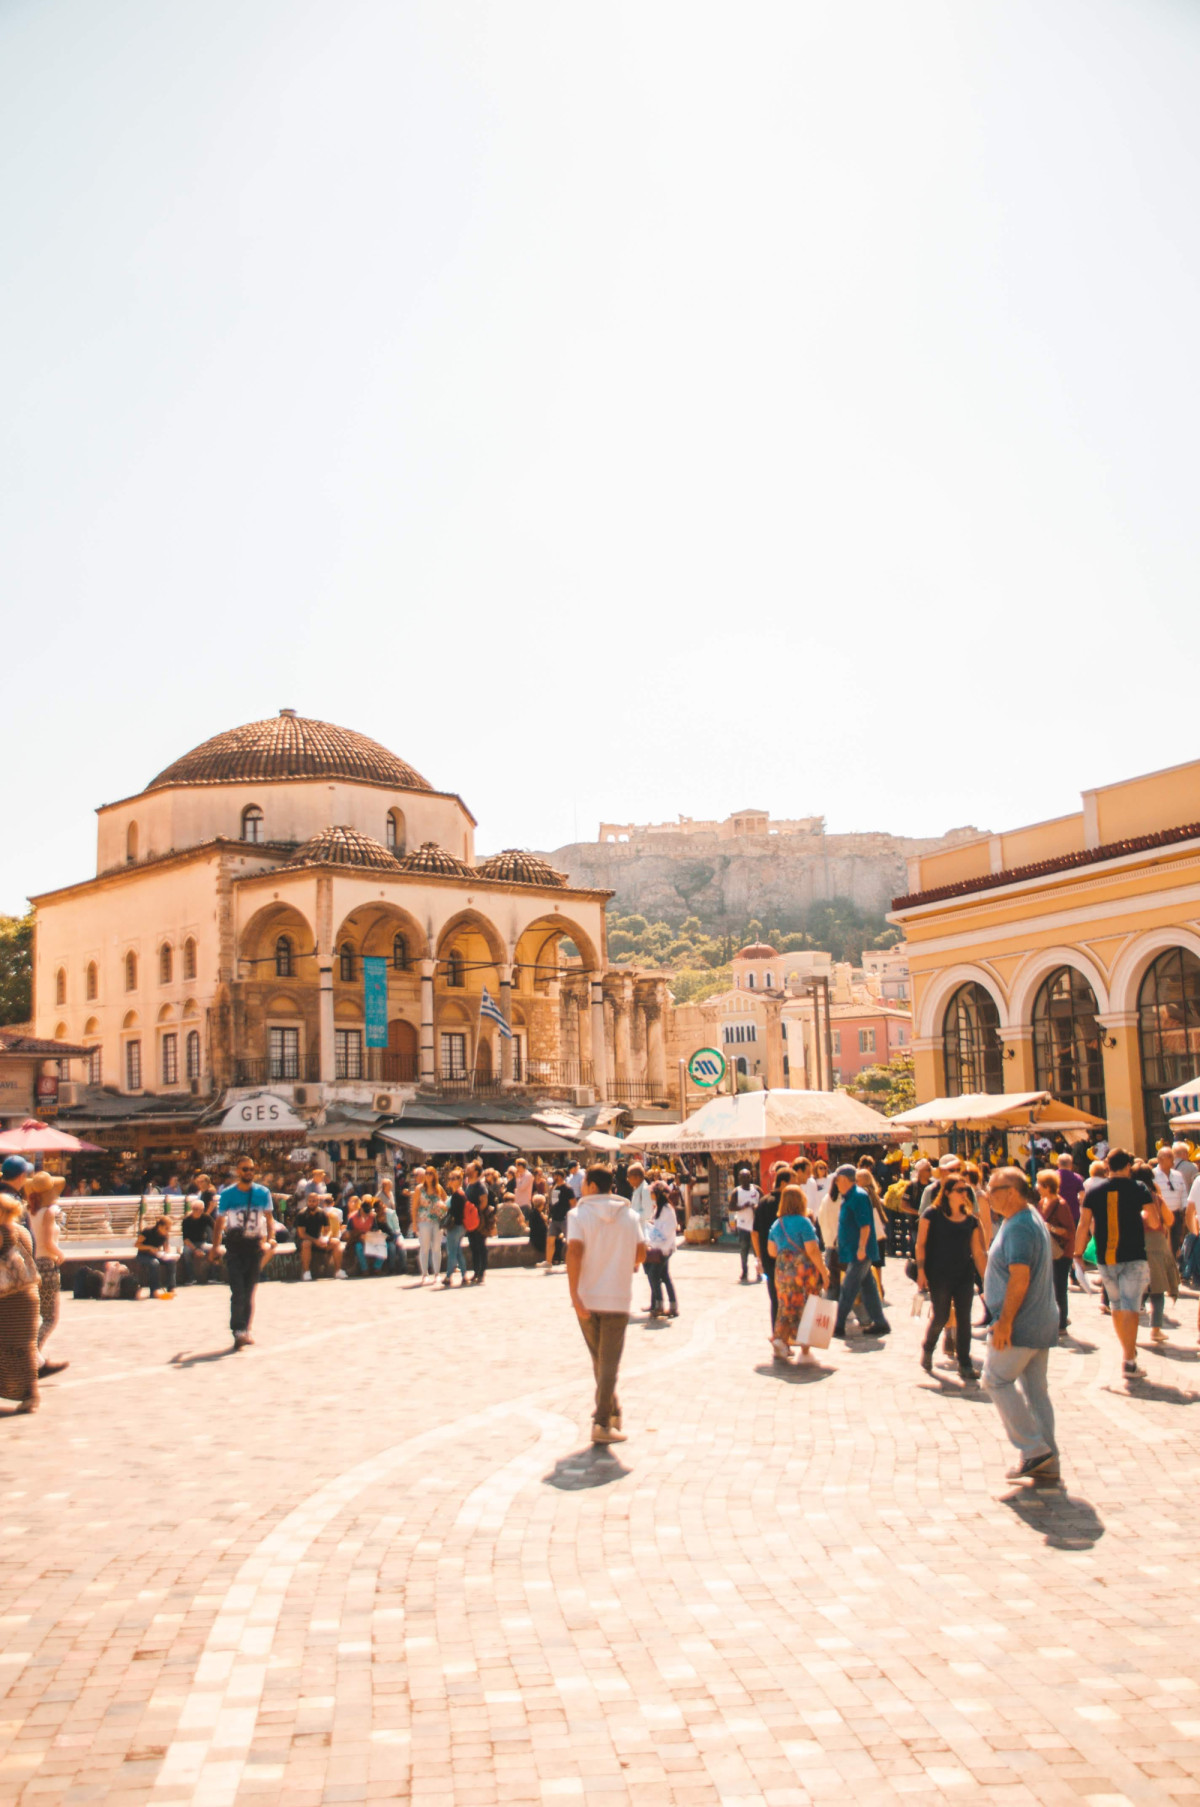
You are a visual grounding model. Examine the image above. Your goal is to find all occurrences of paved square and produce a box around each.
[3,1252,1200,1805]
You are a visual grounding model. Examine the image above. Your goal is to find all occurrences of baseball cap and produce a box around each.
[1,1155,33,1180]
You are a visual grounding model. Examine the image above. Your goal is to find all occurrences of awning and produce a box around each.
[889,1092,1107,1132]
[625,1089,897,1154]
[376,1126,517,1156]
[1163,1075,1200,1117]
[467,1121,586,1153]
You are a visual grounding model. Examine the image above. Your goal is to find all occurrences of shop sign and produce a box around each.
[217,1092,307,1133]
[36,1072,59,1118]
[0,1060,36,1112]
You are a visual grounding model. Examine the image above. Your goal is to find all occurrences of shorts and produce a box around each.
[1098,1259,1150,1313]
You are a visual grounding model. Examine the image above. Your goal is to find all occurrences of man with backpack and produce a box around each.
[464,1160,489,1284]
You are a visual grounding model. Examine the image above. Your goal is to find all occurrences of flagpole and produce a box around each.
[473,989,485,1092]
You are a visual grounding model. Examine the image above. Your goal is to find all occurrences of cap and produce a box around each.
[937,1153,961,1170]
[1,1155,33,1181]
[834,1163,858,1181]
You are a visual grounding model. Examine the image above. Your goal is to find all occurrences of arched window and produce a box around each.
[159,943,173,985]
[340,942,356,982]
[393,933,409,971]
[182,938,197,980]
[186,1029,201,1081]
[126,821,139,863]
[747,973,755,989]
[765,971,773,988]
[54,968,66,1006]
[85,961,98,1001]
[241,805,264,844]
[1032,966,1106,1122]
[275,936,294,979]
[1139,948,1200,1147]
[386,809,406,855]
[942,983,1003,1096]
[446,949,464,988]
[125,950,138,992]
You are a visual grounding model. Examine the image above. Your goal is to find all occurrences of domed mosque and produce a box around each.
[31,712,673,1151]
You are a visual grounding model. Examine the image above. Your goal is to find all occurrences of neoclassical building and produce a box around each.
[31,712,670,1110]
[891,756,1200,1151]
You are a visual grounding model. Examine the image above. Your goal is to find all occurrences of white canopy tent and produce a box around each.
[888,1091,1106,1136]
[1162,1075,1200,1120]
[624,1088,897,1155]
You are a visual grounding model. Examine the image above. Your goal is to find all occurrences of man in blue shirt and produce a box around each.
[982,1167,1061,1481]
[211,1154,277,1350]
[832,1165,891,1339]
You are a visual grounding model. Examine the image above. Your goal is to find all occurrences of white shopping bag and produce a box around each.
[797,1293,837,1349]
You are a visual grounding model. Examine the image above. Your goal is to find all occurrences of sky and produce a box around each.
[3,0,1199,914]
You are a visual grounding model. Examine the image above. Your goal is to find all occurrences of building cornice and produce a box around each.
[29,840,256,907]
[892,824,1200,917]
[96,775,479,827]
[232,863,613,905]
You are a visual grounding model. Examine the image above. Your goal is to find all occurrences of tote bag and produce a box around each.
[796,1292,837,1349]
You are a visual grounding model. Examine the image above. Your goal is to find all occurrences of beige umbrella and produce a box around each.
[889,1092,1106,1133]
[624,1088,898,1154]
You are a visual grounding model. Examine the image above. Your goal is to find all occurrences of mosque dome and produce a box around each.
[284,825,403,872]
[394,841,475,878]
[474,849,568,887]
[147,709,433,793]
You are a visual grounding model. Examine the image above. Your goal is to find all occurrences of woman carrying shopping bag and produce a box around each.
[768,1184,829,1363]
[645,1183,679,1319]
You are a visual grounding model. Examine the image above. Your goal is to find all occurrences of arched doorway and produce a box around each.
[385,1018,418,1082]
[1032,966,1106,1122]
[1139,948,1200,1146]
[476,1038,493,1081]
[942,983,1003,1095]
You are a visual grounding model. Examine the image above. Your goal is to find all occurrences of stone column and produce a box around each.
[1095,1011,1143,1153]
[615,988,633,1085]
[647,1007,666,1095]
[316,874,335,1085]
[420,958,436,1085]
[1000,1028,1037,1093]
[500,964,515,1086]
[590,976,608,1100]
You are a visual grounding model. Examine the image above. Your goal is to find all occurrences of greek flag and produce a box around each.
[480,985,512,1037]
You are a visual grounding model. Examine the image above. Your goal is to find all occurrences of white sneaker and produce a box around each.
[335,1270,348,1280]
[771,1336,790,1359]
[301,1271,313,1282]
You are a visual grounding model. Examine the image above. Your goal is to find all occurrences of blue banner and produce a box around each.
[363,956,388,1049]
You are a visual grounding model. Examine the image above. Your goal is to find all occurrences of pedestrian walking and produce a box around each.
[442,1169,470,1287]
[210,1155,277,1350]
[24,1168,69,1379]
[1035,1169,1076,1336]
[1151,1146,1188,1256]
[730,1167,760,1283]
[413,1168,447,1283]
[1136,1163,1178,1345]
[1055,1152,1085,1225]
[751,1162,791,1330]
[767,1184,828,1363]
[546,1170,574,1269]
[644,1183,678,1319]
[832,1165,891,1340]
[916,1171,987,1380]
[628,1163,653,1228]
[981,1167,1061,1481]
[566,1166,645,1445]
[465,1161,490,1283]
[1075,1147,1155,1381]
[0,1188,40,1414]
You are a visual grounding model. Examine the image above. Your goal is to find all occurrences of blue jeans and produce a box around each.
[136,1255,167,1293]
[834,1256,888,1334]
[445,1224,468,1279]
[647,1254,676,1313]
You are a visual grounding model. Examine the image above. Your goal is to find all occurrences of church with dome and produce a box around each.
[31,712,670,1133]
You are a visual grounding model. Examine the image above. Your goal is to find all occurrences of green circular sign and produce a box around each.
[688,1047,727,1088]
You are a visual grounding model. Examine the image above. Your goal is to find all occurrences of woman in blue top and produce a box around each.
[767,1184,829,1362]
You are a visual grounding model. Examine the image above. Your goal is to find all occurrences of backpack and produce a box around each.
[463,1195,479,1232]
[72,1266,103,1301]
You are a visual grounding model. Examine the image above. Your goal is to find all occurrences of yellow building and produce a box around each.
[30,711,670,1112]
[890,757,1200,1152]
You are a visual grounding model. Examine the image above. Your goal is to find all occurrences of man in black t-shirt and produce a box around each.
[297,1202,337,1279]
[751,1164,792,1332]
[179,1197,216,1285]
[465,1160,490,1284]
[548,1170,574,1266]
[1075,1147,1153,1382]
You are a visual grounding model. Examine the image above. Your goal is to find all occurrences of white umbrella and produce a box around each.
[624,1089,897,1154]
[889,1092,1106,1132]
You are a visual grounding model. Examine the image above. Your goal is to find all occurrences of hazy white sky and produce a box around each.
[3,0,1198,914]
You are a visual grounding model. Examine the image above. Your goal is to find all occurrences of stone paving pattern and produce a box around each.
[3,1252,1200,1806]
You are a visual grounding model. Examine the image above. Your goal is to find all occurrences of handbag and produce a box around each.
[796,1293,836,1349]
[362,1231,388,1259]
[644,1246,666,1266]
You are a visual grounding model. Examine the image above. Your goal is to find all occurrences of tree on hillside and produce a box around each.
[0,913,33,1026]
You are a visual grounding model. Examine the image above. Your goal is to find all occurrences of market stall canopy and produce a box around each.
[1162,1075,1200,1118]
[888,1092,1107,1132]
[376,1126,516,1157]
[1168,1110,1200,1131]
[624,1089,897,1154]
[0,1118,102,1153]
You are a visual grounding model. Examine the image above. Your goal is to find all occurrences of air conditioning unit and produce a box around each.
[293,1085,319,1106]
[373,1092,397,1113]
[57,1082,77,1107]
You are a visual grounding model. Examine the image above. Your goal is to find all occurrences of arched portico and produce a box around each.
[1108,926,1200,1017]
[1008,946,1110,1028]
[916,963,1008,1042]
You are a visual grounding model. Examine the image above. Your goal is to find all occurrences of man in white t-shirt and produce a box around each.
[566,1159,585,1200]
[1153,1146,1188,1255]
[729,1167,761,1283]
[566,1167,645,1445]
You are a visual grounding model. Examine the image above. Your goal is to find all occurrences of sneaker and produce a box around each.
[603,1422,628,1442]
[591,1423,618,1444]
[37,1359,69,1378]
[1123,1359,1146,1380]
[771,1336,790,1359]
[862,1322,891,1337]
[301,1271,313,1282]
[958,1367,979,1384]
[739,1276,749,1285]
[335,1270,348,1280]
[1007,1450,1056,1480]
[668,1307,678,1318]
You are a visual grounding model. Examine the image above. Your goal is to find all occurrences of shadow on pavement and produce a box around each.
[752,1362,833,1386]
[169,1347,236,1368]
[1119,1377,1199,1405]
[1058,1335,1097,1353]
[1001,1487,1105,1550]
[917,1379,990,1404]
[544,1448,631,1491]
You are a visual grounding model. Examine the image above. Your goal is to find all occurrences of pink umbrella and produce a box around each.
[0,1118,103,1154]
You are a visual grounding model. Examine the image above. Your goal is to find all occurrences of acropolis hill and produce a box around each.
[536,809,981,927]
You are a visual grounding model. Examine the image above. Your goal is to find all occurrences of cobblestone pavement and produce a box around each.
[3,1252,1200,1807]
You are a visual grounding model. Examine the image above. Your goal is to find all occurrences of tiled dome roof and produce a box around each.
[475,848,568,887]
[394,841,475,878]
[147,710,433,793]
[736,942,778,960]
[284,825,402,872]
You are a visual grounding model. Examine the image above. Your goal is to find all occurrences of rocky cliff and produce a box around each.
[538,828,980,925]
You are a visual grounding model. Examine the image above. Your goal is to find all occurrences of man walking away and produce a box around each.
[24,1167,70,1379]
[730,1167,760,1283]
[627,1163,653,1228]
[1075,1148,1154,1382]
[982,1168,1061,1480]
[752,1163,791,1329]
[832,1165,891,1339]
[566,1166,645,1445]
[548,1170,574,1268]
[211,1156,277,1349]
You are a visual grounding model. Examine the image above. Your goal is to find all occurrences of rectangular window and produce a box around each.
[832,1031,841,1054]
[186,1030,202,1080]
[439,1031,467,1078]
[859,1028,876,1055]
[86,1046,102,1085]
[896,1026,907,1045]
[269,1026,300,1080]
[161,1032,178,1085]
[335,1029,363,1080]
[125,1039,142,1091]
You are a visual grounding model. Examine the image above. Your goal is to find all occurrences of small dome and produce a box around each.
[736,941,778,960]
[147,710,433,793]
[285,825,402,872]
[475,848,568,887]
[394,841,475,878]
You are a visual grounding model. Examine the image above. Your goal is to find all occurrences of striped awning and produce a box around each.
[1163,1075,1200,1118]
